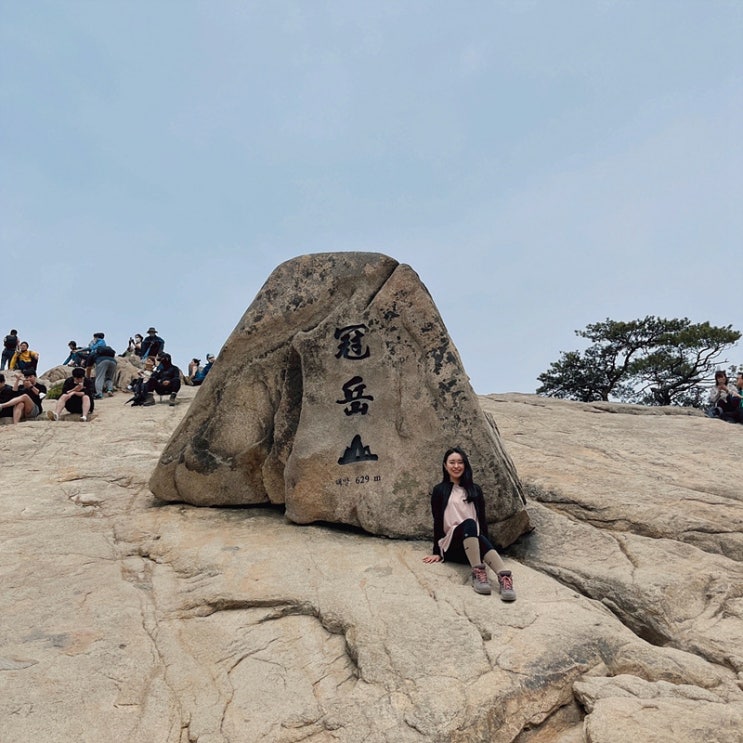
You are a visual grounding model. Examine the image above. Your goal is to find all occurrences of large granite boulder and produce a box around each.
[36,358,145,398]
[150,253,529,545]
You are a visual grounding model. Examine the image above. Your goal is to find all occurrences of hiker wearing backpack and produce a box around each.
[2,329,19,370]
[93,344,118,398]
[83,332,107,377]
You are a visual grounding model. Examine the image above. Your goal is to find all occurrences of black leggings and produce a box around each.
[443,518,495,565]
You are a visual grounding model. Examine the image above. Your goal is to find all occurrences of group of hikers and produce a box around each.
[707,367,743,424]
[3,325,741,427]
[1,327,215,424]
[1,330,38,374]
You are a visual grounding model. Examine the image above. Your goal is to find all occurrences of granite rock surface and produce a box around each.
[0,388,741,742]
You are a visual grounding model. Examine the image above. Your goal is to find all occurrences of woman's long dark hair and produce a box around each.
[441,447,480,503]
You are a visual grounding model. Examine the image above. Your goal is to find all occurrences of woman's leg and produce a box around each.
[454,526,516,600]
[449,519,492,595]
[481,544,507,574]
[481,542,516,602]
[444,519,480,565]
[460,520,484,567]
[450,522,505,571]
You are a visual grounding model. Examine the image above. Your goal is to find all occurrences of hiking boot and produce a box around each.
[471,564,491,595]
[497,571,516,602]
[168,393,177,406]
[142,393,156,406]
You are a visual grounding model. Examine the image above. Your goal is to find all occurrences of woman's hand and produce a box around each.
[422,554,442,564]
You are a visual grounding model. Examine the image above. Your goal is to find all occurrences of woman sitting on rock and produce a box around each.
[423,447,516,601]
[708,370,742,423]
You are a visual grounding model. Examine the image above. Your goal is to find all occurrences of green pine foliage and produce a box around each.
[537,317,740,407]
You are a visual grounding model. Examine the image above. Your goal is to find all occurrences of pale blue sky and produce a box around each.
[2,1,740,392]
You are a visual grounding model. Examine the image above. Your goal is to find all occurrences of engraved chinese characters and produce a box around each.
[334,324,379,468]
[334,324,370,361]
[149,252,531,546]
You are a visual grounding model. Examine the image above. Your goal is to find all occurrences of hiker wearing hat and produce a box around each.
[140,327,165,361]
[190,353,215,386]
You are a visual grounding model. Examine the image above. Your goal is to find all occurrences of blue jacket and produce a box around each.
[193,361,213,383]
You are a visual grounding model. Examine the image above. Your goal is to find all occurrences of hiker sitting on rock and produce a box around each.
[125,357,156,406]
[48,367,95,422]
[122,333,143,357]
[0,373,16,420]
[0,369,47,423]
[144,352,181,406]
[708,370,742,423]
[9,341,39,374]
[189,353,214,386]
[423,447,516,601]
[140,327,165,361]
[62,340,87,367]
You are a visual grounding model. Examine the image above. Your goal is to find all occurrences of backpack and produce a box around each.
[4,335,18,350]
[98,345,116,358]
[125,377,150,406]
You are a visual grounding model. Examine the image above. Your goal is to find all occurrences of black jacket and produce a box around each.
[152,363,180,385]
[430,481,490,558]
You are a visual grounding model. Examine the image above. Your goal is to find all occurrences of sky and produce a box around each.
[2,1,741,394]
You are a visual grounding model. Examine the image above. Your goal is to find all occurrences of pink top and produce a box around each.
[438,484,478,556]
